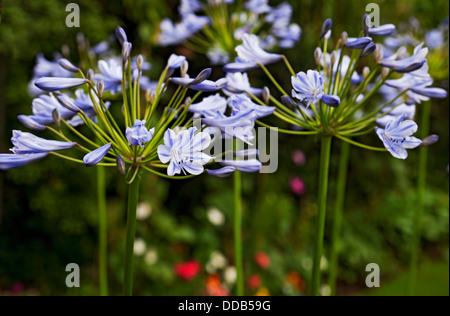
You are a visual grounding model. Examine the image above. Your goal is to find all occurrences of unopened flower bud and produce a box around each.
[314,47,323,65]
[340,31,348,45]
[362,14,371,36]
[421,134,439,147]
[281,95,298,110]
[115,27,128,46]
[374,44,384,62]
[58,58,79,73]
[122,42,132,62]
[146,89,156,104]
[57,94,81,113]
[191,68,212,86]
[330,51,338,67]
[184,97,192,107]
[61,44,70,58]
[136,55,144,71]
[396,46,407,59]
[116,155,126,176]
[363,67,370,79]
[87,69,95,82]
[263,87,270,105]
[181,60,189,78]
[77,32,86,51]
[382,67,390,78]
[97,80,105,98]
[52,108,61,128]
[360,42,376,58]
[320,19,333,39]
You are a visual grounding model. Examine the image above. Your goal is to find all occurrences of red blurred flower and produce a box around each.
[11,282,25,295]
[287,271,306,292]
[254,251,271,269]
[175,260,201,281]
[206,274,229,296]
[290,177,306,196]
[292,150,306,166]
[248,274,261,290]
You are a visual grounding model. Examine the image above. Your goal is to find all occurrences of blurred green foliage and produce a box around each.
[0,0,448,296]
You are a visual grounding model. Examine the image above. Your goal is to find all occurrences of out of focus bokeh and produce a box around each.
[0,0,448,296]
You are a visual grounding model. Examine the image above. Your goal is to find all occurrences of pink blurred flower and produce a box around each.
[254,251,271,269]
[11,282,25,295]
[292,150,306,166]
[290,177,306,196]
[248,274,262,290]
[175,260,201,281]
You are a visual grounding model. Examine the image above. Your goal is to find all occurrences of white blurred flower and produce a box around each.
[321,256,329,271]
[133,238,147,256]
[301,257,313,271]
[144,248,158,265]
[320,284,331,297]
[224,266,237,284]
[207,207,225,226]
[136,202,152,220]
[209,251,227,269]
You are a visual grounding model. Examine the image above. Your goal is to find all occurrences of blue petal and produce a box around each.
[207,166,236,178]
[34,77,87,92]
[18,115,46,131]
[411,87,448,99]
[0,153,48,170]
[83,143,112,167]
[220,159,262,173]
[321,94,341,107]
[368,24,396,36]
[223,61,259,73]
[345,37,373,49]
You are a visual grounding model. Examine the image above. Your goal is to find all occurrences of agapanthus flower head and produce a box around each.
[126,120,155,148]
[376,115,422,160]
[291,70,324,107]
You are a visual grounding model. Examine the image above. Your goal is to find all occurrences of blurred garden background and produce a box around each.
[0,0,448,296]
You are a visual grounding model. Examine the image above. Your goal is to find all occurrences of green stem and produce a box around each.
[97,166,108,296]
[329,140,350,296]
[123,173,141,296]
[408,101,431,295]
[311,135,332,296]
[234,170,244,296]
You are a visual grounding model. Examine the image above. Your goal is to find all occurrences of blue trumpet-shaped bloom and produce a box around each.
[368,24,396,36]
[376,103,416,127]
[225,34,282,72]
[229,94,275,119]
[171,77,228,92]
[291,70,324,107]
[11,130,74,154]
[83,143,112,167]
[126,120,155,148]
[95,58,123,94]
[345,37,373,49]
[245,0,271,14]
[188,94,228,118]
[27,93,77,125]
[380,43,428,73]
[207,166,237,178]
[223,72,263,96]
[0,153,48,171]
[33,54,73,78]
[18,115,46,131]
[220,159,262,173]
[376,115,422,160]
[34,77,87,92]
[158,127,213,176]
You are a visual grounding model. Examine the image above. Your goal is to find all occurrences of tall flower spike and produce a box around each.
[83,143,112,167]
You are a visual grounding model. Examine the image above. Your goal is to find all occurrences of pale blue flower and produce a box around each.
[34,77,87,92]
[11,130,74,154]
[167,54,187,69]
[0,153,48,171]
[425,30,444,50]
[245,0,271,15]
[83,143,112,167]
[273,23,301,49]
[380,43,428,73]
[189,94,228,118]
[18,115,46,131]
[223,72,263,96]
[228,94,275,119]
[207,47,230,66]
[376,115,422,160]
[179,0,203,17]
[95,58,123,94]
[411,86,448,99]
[292,70,324,107]
[224,34,282,72]
[27,93,77,125]
[265,2,292,26]
[376,103,416,127]
[158,127,213,176]
[33,54,73,78]
[92,41,110,55]
[126,120,155,148]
